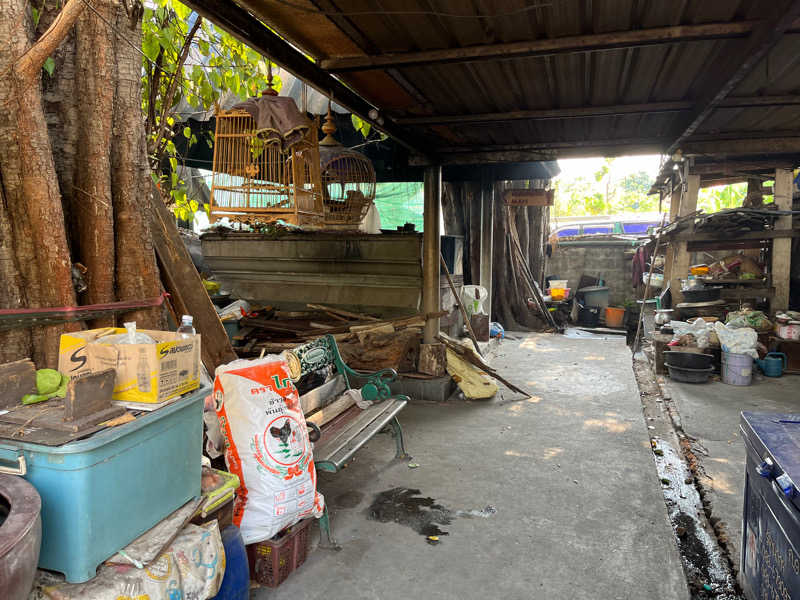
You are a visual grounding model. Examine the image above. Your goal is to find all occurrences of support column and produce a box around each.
[669,172,699,306]
[772,168,793,312]
[423,165,442,344]
[479,177,494,321]
[662,182,682,287]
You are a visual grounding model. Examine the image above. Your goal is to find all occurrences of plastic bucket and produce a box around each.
[605,307,625,328]
[722,351,753,386]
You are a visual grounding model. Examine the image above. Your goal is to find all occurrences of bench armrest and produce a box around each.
[338,363,398,402]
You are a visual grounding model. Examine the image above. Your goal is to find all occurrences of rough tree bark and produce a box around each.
[0,0,164,366]
[0,0,85,366]
[74,1,116,324]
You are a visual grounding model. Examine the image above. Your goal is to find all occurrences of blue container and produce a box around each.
[741,412,800,600]
[0,387,206,583]
[212,525,250,600]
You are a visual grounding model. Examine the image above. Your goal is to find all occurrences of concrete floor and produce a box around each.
[664,372,800,570]
[254,332,687,599]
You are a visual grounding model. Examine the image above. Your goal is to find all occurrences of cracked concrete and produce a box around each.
[253,332,687,599]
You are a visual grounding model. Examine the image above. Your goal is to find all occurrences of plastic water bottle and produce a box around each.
[177,315,196,338]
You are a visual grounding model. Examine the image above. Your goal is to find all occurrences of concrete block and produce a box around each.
[389,376,455,403]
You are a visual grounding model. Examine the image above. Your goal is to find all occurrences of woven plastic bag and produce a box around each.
[214,356,324,544]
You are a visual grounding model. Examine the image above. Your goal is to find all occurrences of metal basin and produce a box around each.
[0,473,42,600]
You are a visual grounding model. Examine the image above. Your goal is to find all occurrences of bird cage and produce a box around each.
[317,105,376,228]
[208,90,324,227]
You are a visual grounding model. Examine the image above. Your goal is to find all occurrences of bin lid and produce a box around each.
[578,286,609,293]
[741,412,800,511]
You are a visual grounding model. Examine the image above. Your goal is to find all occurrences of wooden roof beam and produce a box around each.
[667,0,800,155]
[321,21,758,72]
[179,0,430,157]
[394,95,800,126]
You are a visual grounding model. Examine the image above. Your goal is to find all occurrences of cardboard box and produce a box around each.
[58,328,201,404]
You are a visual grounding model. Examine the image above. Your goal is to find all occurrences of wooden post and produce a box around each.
[669,172,699,306]
[423,165,442,343]
[772,168,793,312]
[479,175,494,320]
[662,181,682,287]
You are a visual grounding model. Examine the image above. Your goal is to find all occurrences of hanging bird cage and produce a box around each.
[317,104,376,228]
[208,81,323,227]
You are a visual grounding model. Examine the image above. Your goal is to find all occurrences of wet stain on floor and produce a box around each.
[366,488,497,545]
[367,488,453,541]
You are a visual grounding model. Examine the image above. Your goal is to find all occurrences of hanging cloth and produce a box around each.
[231,95,311,150]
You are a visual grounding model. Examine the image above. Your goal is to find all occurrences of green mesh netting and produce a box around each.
[373,181,424,231]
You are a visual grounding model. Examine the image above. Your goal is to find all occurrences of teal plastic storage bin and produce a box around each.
[0,386,206,583]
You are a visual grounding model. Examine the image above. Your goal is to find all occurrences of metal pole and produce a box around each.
[423,165,442,344]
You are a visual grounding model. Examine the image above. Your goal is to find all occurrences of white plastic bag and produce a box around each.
[668,318,711,348]
[214,356,324,544]
[713,321,758,359]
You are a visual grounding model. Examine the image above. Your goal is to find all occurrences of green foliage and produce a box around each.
[42,57,55,76]
[142,0,281,222]
[697,182,747,213]
[554,162,659,216]
[351,114,371,139]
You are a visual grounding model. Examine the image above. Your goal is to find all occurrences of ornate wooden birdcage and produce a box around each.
[318,104,376,227]
[208,82,323,227]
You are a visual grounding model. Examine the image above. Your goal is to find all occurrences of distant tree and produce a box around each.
[697,183,747,212]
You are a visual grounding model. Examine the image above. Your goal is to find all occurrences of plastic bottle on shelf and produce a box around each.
[177,315,196,338]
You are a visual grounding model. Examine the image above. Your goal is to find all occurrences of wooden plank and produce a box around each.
[674,229,800,242]
[150,192,237,373]
[771,168,794,312]
[321,21,759,71]
[503,189,554,206]
[306,394,356,427]
[64,369,115,422]
[0,359,36,410]
[306,304,379,322]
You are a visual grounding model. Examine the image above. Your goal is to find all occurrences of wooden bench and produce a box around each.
[288,334,410,543]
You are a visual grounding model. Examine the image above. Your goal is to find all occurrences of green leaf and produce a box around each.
[31,7,40,28]
[166,116,175,126]
[42,57,55,76]
[189,199,199,212]
[142,35,161,61]
[203,203,211,216]
[183,126,191,138]
[169,157,178,172]
[198,39,210,55]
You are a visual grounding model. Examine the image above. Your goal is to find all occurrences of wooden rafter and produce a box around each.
[320,21,761,72]
[179,0,430,156]
[667,0,800,155]
[395,95,800,125]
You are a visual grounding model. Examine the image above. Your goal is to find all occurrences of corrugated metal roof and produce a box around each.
[191,0,800,164]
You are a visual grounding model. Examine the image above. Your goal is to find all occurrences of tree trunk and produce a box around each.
[111,6,163,328]
[73,1,116,325]
[0,0,164,367]
[0,0,82,367]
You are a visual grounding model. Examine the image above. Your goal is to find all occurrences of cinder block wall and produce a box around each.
[545,243,636,307]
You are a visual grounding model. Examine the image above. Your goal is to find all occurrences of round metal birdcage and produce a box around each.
[318,105,376,227]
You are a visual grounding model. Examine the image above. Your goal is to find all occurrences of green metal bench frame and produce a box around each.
[292,334,410,545]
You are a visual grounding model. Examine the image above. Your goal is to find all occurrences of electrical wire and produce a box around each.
[270,0,553,19]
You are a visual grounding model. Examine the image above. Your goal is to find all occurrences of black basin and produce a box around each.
[666,364,714,383]
[682,288,721,303]
[664,351,715,370]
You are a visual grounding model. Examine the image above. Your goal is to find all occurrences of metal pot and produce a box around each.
[654,309,674,326]
[0,473,42,600]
